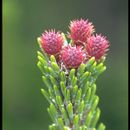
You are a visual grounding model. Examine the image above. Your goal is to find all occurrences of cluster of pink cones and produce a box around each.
[39,19,109,69]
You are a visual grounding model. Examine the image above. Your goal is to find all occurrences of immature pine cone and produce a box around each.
[86,34,109,60]
[69,19,94,45]
[40,30,64,55]
[61,45,84,69]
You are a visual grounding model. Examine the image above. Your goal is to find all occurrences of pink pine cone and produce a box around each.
[69,19,94,45]
[40,30,64,55]
[86,34,109,60]
[61,46,84,69]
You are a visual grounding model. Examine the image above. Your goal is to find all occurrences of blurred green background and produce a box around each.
[3,0,128,130]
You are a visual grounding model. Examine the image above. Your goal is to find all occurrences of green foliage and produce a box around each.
[37,50,106,130]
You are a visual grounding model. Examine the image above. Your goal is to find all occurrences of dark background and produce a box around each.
[3,0,128,130]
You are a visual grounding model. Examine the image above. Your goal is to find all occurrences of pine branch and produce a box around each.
[37,51,106,130]
[36,19,109,130]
